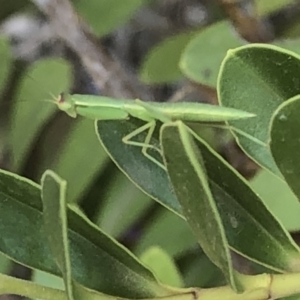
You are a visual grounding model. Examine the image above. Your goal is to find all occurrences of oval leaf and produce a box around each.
[180,21,243,87]
[47,118,109,204]
[12,58,72,171]
[218,44,300,175]
[250,170,300,231]
[140,31,197,84]
[96,170,153,238]
[181,21,300,88]
[96,118,181,214]
[0,168,172,298]
[270,94,300,201]
[160,121,238,291]
[41,170,75,300]
[134,209,196,258]
[41,170,139,300]
[185,127,300,273]
[96,118,300,273]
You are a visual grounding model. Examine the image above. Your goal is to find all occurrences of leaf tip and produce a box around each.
[41,169,67,190]
[226,48,236,58]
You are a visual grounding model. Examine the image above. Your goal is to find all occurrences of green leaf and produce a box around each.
[180,21,243,87]
[140,246,184,288]
[96,118,181,215]
[250,170,300,231]
[135,209,196,258]
[180,21,300,88]
[49,118,109,203]
[186,128,300,273]
[140,31,197,84]
[270,94,300,201]
[218,44,300,175]
[0,168,173,298]
[75,0,145,37]
[41,170,75,300]
[33,270,64,291]
[0,271,130,300]
[96,170,153,238]
[161,121,239,291]
[11,58,72,171]
[96,118,300,273]
[41,170,134,300]
[178,249,225,288]
[0,253,9,275]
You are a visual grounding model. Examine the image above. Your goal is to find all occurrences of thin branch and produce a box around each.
[30,0,150,99]
[216,0,274,42]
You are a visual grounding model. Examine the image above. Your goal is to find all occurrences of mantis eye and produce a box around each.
[56,93,77,118]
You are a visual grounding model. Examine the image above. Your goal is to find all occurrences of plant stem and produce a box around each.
[1,272,300,300]
[269,273,300,299]
[0,273,67,300]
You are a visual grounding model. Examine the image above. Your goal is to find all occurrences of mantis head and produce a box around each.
[56,93,77,118]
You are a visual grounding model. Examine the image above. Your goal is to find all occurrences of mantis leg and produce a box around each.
[122,120,166,170]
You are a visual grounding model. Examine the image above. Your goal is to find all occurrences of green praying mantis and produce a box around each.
[52,93,255,170]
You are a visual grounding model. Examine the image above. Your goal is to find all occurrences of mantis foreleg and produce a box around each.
[122,120,166,170]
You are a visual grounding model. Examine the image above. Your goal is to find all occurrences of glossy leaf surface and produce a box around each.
[96,118,300,274]
[218,44,300,175]
[270,95,300,201]
[0,169,172,298]
[160,121,238,290]
[41,170,76,300]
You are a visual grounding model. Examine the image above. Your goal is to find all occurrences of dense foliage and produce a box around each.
[1,1,300,300]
